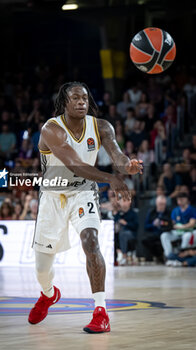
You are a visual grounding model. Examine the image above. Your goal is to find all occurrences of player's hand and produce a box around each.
[109,174,131,201]
[125,159,143,175]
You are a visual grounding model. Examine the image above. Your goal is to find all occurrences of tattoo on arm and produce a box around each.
[97,118,129,173]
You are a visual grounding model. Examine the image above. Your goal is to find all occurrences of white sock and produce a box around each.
[43,286,54,298]
[93,291,106,309]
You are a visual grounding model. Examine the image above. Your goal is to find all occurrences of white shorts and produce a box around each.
[32,190,101,254]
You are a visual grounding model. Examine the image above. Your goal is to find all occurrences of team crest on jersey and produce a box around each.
[87,138,95,151]
[79,207,84,218]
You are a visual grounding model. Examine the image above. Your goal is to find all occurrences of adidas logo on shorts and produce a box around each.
[46,244,52,249]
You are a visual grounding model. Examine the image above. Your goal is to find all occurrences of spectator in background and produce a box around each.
[188,166,196,205]
[154,121,167,165]
[158,163,182,198]
[114,197,138,265]
[135,92,150,118]
[189,134,196,164]
[99,91,111,116]
[1,110,12,128]
[12,159,24,174]
[144,103,157,133]
[129,119,148,151]
[100,189,120,220]
[12,202,23,220]
[15,111,28,137]
[28,157,41,174]
[183,77,196,104]
[97,183,110,206]
[147,77,163,112]
[142,195,172,263]
[13,94,30,119]
[105,104,120,127]
[31,122,44,153]
[18,139,33,160]
[27,98,43,127]
[124,107,136,136]
[124,140,136,159]
[150,120,161,149]
[161,193,196,261]
[116,91,133,119]
[115,120,125,150]
[166,247,196,267]
[165,82,179,107]
[175,149,192,186]
[149,185,172,207]
[163,104,177,125]
[20,195,38,220]
[0,124,17,160]
[162,105,177,155]
[178,185,190,196]
[127,84,142,108]
[137,140,155,190]
[0,202,14,220]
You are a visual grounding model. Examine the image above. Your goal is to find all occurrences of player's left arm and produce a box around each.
[97,118,143,175]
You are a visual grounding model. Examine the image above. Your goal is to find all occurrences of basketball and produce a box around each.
[130,27,176,74]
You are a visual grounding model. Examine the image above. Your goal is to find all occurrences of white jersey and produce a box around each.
[39,114,101,193]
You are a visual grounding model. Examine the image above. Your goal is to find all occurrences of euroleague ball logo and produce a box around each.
[130,27,176,74]
[87,138,95,151]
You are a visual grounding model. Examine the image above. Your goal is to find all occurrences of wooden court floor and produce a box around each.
[0,265,196,350]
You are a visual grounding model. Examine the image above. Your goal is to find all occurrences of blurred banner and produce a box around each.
[0,220,114,267]
[100,49,126,79]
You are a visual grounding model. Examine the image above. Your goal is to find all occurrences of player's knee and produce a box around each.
[80,228,99,255]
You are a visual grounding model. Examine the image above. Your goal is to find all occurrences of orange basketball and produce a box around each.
[130,27,176,74]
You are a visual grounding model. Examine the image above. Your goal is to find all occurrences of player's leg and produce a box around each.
[80,227,110,333]
[35,251,56,297]
[28,251,61,324]
[70,190,110,333]
[80,228,106,300]
[28,190,72,325]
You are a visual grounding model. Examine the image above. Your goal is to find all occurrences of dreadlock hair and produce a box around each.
[54,81,99,118]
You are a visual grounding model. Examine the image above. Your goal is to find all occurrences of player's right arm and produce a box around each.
[39,122,131,200]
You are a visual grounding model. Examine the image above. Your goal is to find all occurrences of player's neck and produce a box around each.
[64,115,85,133]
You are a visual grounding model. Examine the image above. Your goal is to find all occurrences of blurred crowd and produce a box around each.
[1,63,196,266]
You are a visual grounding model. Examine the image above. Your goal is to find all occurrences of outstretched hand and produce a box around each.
[125,159,143,175]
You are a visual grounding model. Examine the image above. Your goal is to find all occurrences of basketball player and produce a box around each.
[28,82,143,333]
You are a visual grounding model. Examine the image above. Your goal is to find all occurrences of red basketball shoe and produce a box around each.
[28,286,61,324]
[83,307,111,333]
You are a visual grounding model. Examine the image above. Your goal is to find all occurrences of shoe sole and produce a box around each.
[83,327,110,333]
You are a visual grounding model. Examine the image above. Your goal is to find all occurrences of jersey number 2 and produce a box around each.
[87,202,95,213]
